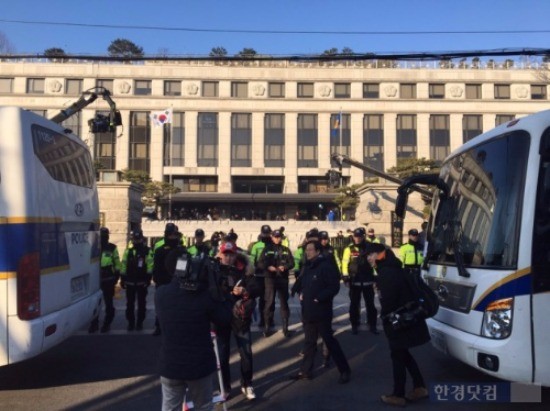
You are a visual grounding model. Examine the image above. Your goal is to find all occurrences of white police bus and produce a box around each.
[0,107,102,366]
[396,110,550,385]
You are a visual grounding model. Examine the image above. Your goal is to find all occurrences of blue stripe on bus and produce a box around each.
[472,272,532,312]
[0,222,72,271]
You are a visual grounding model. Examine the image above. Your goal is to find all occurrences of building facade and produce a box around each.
[0,57,548,221]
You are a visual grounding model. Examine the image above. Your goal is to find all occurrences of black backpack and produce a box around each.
[405,270,439,320]
[385,269,439,331]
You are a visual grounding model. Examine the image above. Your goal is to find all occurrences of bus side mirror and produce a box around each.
[395,189,408,219]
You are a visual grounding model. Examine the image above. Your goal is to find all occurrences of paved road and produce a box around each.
[0,285,548,410]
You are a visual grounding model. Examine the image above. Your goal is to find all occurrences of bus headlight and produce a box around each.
[481,297,513,339]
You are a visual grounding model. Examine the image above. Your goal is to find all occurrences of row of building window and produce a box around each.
[2,77,547,100]
[82,111,513,175]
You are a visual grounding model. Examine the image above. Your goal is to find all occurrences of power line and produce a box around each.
[2,18,550,36]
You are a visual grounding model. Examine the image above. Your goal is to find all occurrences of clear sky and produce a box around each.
[1,0,550,57]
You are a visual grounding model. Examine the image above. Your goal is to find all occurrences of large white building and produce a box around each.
[0,56,548,225]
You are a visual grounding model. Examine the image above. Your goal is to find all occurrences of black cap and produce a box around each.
[272,230,282,237]
[195,228,205,237]
[369,243,386,253]
[165,223,177,235]
[132,230,144,241]
[279,226,285,233]
[319,231,329,240]
[225,230,238,242]
[261,225,272,235]
[306,228,319,239]
[408,228,419,236]
[353,227,366,237]
[100,227,109,235]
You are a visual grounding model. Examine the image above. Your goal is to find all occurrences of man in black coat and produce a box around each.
[155,257,232,411]
[292,240,351,384]
[367,243,430,407]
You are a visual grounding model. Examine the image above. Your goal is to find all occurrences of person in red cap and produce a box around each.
[215,241,260,401]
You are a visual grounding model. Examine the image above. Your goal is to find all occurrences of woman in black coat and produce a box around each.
[367,244,430,407]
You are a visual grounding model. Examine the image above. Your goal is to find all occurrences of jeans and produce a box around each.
[217,324,253,388]
[160,374,214,411]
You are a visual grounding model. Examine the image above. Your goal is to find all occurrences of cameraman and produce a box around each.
[366,243,430,407]
[215,241,259,401]
[156,244,232,411]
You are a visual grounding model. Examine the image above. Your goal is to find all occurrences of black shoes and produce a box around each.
[263,328,273,338]
[338,370,351,384]
[351,326,359,335]
[322,357,331,368]
[127,323,135,331]
[152,326,161,336]
[88,321,99,334]
[136,323,143,331]
[290,372,312,381]
[370,326,380,335]
[100,324,110,333]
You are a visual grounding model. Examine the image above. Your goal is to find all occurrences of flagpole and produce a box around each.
[168,106,174,220]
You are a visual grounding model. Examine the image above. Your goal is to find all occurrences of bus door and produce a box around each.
[532,128,550,384]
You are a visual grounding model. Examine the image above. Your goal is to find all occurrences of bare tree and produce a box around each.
[236,48,257,58]
[322,47,339,56]
[0,31,15,53]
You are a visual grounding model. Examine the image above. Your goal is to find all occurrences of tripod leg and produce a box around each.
[211,331,228,411]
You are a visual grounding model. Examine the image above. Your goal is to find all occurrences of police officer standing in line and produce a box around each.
[291,240,351,384]
[250,225,274,328]
[319,231,341,271]
[154,222,186,251]
[120,230,153,331]
[152,225,185,336]
[399,228,424,275]
[366,227,381,244]
[341,227,379,335]
[188,228,211,257]
[89,227,121,334]
[257,229,295,337]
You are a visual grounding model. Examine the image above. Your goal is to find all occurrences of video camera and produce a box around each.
[174,252,225,301]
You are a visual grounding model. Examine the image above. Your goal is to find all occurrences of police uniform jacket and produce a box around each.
[121,243,153,286]
[155,279,232,380]
[295,254,340,322]
[100,242,121,284]
[257,243,295,279]
[375,250,431,350]
[341,242,376,284]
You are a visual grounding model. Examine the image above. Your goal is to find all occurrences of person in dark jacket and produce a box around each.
[153,226,185,336]
[291,240,351,384]
[155,254,232,411]
[367,243,430,407]
[214,241,260,400]
[257,229,295,337]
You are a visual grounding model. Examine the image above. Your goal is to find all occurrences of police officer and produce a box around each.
[250,225,274,328]
[89,227,121,333]
[152,225,185,336]
[341,227,379,335]
[120,230,153,331]
[293,228,319,275]
[153,222,186,251]
[188,228,211,257]
[366,227,381,244]
[399,228,424,275]
[257,229,295,337]
[319,231,341,272]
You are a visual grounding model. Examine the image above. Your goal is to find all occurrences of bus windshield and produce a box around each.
[428,131,530,269]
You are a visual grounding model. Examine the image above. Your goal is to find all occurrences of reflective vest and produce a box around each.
[100,243,121,283]
[399,242,424,267]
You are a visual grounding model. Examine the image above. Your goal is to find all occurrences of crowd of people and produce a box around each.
[92,221,429,410]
